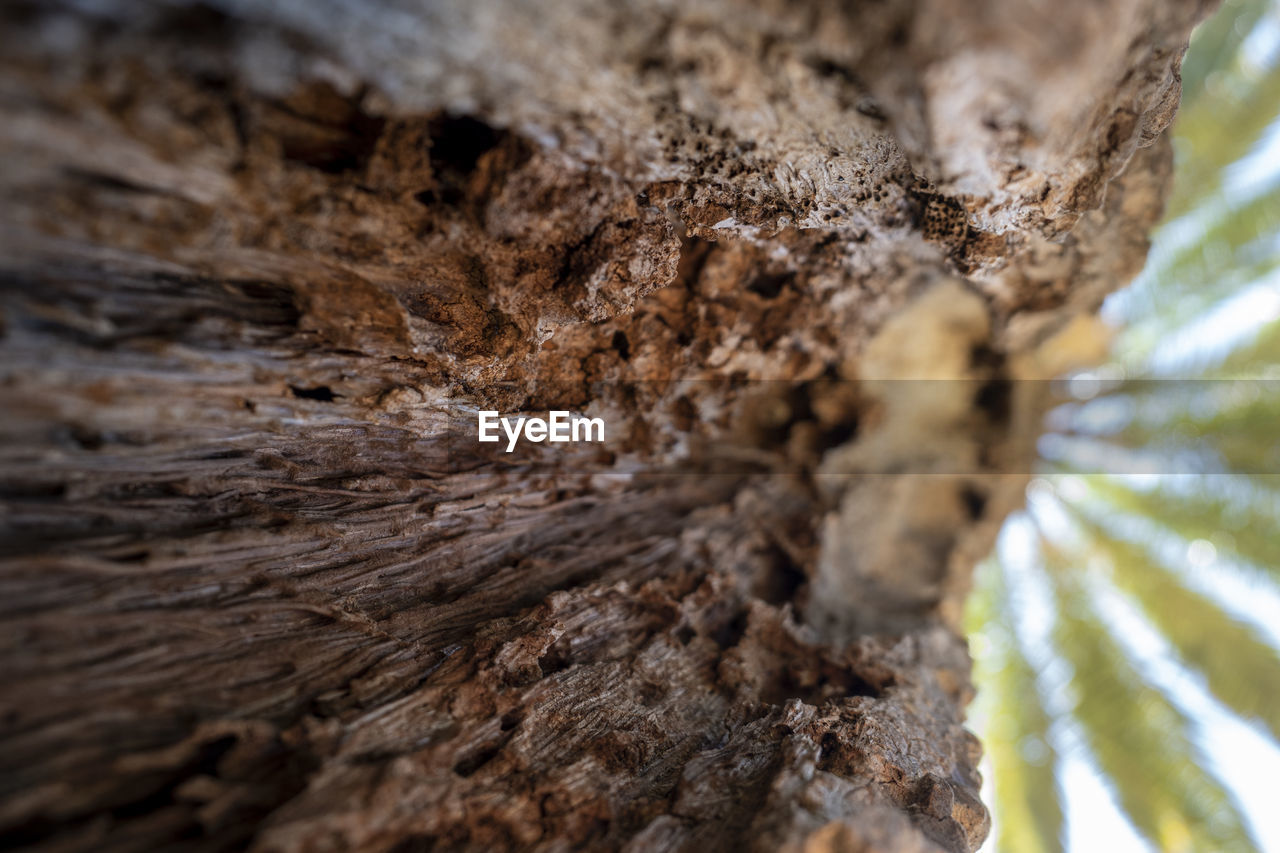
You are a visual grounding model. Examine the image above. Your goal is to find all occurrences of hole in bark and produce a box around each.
[711,610,748,650]
[974,378,1010,422]
[429,115,501,175]
[808,57,859,83]
[453,744,502,778]
[610,330,631,361]
[768,667,881,708]
[969,344,1002,371]
[754,545,806,605]
[276,85,387,175]
[817,730,858,773]
[500,711,522,731]
[960,485,987,520]
[537,648,570,677]
[818,419,858,449]
[674,235,714,292]
[746,271,794,299]
[636,680,666,706]
[70,425,103,450]
[675,624,696,645]
[426,114,509,205]
[671,395,697,432]
[289,385,337,401]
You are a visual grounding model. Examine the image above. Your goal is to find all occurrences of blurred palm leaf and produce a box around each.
[1041,537,1257,853]
[1212,319,1280,374]
[969,2,1280,850]
[1082,476,1280,584]
[1166,2,1280,221]
[1064,505,1280,744]
[967,557,1064,853]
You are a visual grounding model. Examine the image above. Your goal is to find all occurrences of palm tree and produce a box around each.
[968,2,1280,850]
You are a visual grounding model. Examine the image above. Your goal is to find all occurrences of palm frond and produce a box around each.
[1163,0,1280,218]
[1065,379,1280,473]
[1140,190,1280,314]
[1179,0,1273,106]
[967,556,1064,853]
[1211,319,1280,376]
[1041,540,1260,853]
[1065,506,1280,743]
[1083,476,1280,582]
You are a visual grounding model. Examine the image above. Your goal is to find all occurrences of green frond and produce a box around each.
[1113,223,1280,365]
[1164,3,1280,218]
[1139,190,1280,317]
[1179,0,1273,105]
[1084,379,1280,471]
[1042,558,1261,853]
[1083,476,1280,582]
[967,557,1064,853]
[1065,509,1280,743]
[1211,319,1280,376]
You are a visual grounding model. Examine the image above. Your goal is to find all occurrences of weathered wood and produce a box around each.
[0,1,1209,850]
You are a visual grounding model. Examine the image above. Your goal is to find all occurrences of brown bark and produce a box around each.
[0,1,1209,851]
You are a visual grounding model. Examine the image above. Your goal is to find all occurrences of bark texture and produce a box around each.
[0,1,1209,851]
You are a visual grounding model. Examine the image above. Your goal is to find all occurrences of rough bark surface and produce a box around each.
[0,1,1208,851]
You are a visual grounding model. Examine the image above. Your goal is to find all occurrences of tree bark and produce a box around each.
[0,1,1209,851]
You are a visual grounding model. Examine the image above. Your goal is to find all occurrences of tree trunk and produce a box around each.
[0,1,1209,851]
